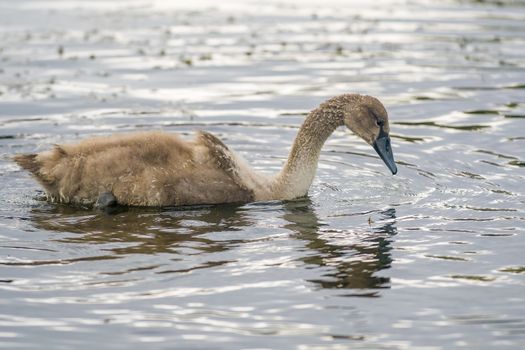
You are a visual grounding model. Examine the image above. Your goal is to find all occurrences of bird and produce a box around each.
[13,94,397,209]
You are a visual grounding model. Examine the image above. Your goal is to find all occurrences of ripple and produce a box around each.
[499,266,525,274]
[395,121,491,131]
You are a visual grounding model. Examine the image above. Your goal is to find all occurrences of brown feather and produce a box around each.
[13,154,40,175]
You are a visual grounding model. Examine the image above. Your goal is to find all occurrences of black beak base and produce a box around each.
[373,134,397,175]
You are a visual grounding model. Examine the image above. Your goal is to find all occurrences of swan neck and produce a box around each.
[272,105,344,199]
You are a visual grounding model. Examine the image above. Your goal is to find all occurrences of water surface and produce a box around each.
[1,0,524,349]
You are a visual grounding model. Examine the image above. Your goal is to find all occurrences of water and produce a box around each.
[1,0,524,348]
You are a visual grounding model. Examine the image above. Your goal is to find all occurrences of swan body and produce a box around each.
[14,94,397,207]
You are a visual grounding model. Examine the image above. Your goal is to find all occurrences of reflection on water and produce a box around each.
[31,204,249,257]
[284,200,397,292]
[23,200,398,296]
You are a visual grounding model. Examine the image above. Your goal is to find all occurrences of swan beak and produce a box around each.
[373,134,397,175]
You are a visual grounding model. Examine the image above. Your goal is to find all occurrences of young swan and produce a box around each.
[13,94,397,208]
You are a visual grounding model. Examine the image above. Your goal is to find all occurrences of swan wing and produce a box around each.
[197,131,254,195]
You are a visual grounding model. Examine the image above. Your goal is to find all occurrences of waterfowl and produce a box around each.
[14,94,397,208]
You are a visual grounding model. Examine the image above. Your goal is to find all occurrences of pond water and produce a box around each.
[1,0,524,349]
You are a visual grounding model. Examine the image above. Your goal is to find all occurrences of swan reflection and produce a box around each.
[30,204,251,257]
[28,201,397,293]
[283,200,397,293]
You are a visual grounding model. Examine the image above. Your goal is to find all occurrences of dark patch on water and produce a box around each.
[395,121,490,131]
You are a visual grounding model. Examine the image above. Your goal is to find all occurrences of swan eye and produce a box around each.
[376,119,384,127]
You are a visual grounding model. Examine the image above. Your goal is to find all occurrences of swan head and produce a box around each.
[342,95,398,175]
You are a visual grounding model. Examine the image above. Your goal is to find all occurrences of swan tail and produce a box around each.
[13,145,66,186]
[13,153,41,175]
